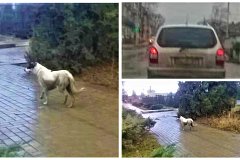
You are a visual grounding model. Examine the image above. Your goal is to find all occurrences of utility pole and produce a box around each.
[226,2,230,38]
[185,14,189,25]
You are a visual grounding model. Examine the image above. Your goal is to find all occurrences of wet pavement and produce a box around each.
[0,64,40,156]
[122,46,148,78]
[0,47,27,64]
[122,45,240,78]
[0,35,29,47]
[0,46,118,157]
[124,103,240,157]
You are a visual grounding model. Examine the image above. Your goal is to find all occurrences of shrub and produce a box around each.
[0,145,23,157]
[150,144,175,157]
[122,108,156,150]
[122,108,175,157]
[233,42,240,55]
[27,4,118,74]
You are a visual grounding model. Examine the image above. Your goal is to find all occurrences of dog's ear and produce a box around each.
[24,46,37,63]
[31,62,37,67]
[24,53,30,63]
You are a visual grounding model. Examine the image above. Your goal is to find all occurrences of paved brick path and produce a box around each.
[0,47,27,64]
[0,64,41,156]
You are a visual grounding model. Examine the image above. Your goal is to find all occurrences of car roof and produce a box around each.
[161,24,214,30]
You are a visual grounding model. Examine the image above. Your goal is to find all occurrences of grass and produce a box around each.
[150,144,175,157]
[122,133,160,157]
[0,144,23,157]
[232,105,240,113]
[79,62,118,89]
[207,115,240,133]
[197,107,240,133]
[122,108,175,157]
[123,133,175,157]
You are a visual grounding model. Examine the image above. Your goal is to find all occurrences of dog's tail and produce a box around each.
[190,121,194,127]
[190,120,198,127]
[68,73,85,94]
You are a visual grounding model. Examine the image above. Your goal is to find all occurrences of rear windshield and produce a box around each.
[157,27,217,48]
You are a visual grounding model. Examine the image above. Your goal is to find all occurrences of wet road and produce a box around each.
[122,46,240,78]
[0,46,118,157]
[122,46,148,78]
[124,103,240,157]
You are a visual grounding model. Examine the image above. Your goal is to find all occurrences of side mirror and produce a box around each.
[149,37,155,45]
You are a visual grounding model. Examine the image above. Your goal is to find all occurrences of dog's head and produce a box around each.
[24,62,37,73]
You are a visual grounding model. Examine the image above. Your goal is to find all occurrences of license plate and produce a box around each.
[172,57,202,67]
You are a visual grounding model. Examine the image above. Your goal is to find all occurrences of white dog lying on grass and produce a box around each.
[24,62,85,107]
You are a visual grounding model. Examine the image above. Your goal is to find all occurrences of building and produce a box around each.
[122,3,165,44]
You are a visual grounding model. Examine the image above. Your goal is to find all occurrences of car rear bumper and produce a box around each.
[147,67,225,78]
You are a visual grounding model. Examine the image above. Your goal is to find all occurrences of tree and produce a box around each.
[22,3,118,74]
[132,90,137,97]
[176,81,237,118]
[165,92,174,107]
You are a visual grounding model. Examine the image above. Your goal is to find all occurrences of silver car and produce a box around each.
[147,24,226,78]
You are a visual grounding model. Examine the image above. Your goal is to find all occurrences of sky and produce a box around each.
[153,3,240,24]
[123,80,179,96]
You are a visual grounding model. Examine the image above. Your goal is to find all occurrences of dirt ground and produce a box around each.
[35,80,119,157]
[34,63,119,157]
[79,62,118,90]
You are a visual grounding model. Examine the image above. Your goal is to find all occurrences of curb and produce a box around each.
[0,43,16,49]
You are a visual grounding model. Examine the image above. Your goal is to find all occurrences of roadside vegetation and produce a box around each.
[197,105,240,133]
[176,82,237,118]
[122,108,175,157]
[123,90,175,110]
[173,81,240,133]
[0,145,23,157]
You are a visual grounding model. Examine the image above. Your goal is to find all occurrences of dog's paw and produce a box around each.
[43,101,48,105]
[38,105,45,109]
[80,87,86,92]
[67,103,73,108]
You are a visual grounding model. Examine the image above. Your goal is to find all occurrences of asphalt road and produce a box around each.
[122,47,240,78]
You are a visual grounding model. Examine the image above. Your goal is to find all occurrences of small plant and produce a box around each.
[122,108,175,157]
[150,144,175,157]
[0,144,23,157]
[233,42,240,55]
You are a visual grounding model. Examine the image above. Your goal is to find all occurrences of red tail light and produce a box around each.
[216,48,224,66]
[149,47,158,63]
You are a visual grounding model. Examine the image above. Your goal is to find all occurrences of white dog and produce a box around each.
[179,116,195,131]
[24,62,85,107]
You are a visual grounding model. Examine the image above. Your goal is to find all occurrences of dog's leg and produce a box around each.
[58,87,68,104]
[40,90,44,99]
[63,91,68,104]
[67,95,75,108]
[181,122,184,131]
[43,90,48,105]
